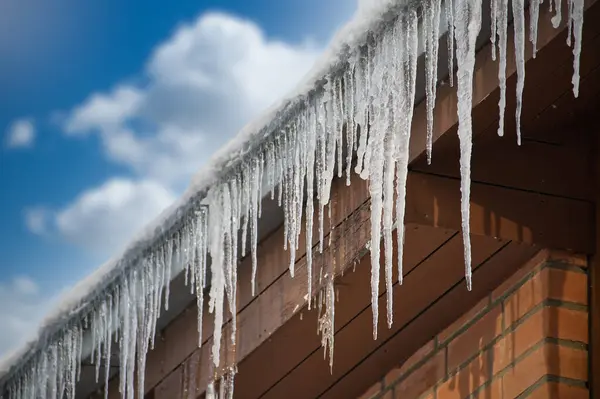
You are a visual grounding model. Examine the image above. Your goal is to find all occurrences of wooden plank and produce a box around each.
[319,241,539,399]
[525,65,600,143]
[412,128,594,201]
[405,172,595,254]
[232,224,455,399]
[258,235,507,399]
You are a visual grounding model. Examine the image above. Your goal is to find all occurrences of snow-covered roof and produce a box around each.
[0,0,585,397]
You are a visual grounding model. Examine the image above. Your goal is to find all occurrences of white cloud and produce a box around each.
[5,118,35,149]
[61,12,320,187]
[45,178,176,254]
[0,277,51,356]
[32,11,321,257]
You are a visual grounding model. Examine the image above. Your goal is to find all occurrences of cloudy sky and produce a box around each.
[0,0,356,357]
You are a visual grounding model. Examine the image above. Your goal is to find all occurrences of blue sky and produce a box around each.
[0,0,356,356]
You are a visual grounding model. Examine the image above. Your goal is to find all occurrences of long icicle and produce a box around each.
[454,0,482,291]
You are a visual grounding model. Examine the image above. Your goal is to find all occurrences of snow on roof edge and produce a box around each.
[0,0,416,384]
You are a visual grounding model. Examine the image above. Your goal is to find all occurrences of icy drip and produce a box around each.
[345,67,357,185]
[283,114,308,280]
[192,209,207,348]
[365,32,386,340]
[491,0,498,59]
[250,157,261,294]
[396,11,419,287]
[571,0,584,97]
[494,0,508,137]
[305,100,318,310]
[530,0,541,58]
[424,0,442,164]
[513,0,526,145]
[552,0,563,27]
[445,0,455,86]
[454,0,482,291]
[317,272,335,372]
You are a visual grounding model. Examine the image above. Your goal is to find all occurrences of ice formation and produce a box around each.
[0,0,586,397]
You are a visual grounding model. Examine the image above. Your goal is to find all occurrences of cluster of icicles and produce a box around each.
[2,0,584,397]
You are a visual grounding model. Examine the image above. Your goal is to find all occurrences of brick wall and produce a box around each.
[358,250,590,399]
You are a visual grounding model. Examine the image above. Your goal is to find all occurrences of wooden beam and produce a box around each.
[405,171,594,254]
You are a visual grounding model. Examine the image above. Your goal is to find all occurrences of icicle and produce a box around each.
[454,0,482,291]
[366,31,387,341]
[286,126,299,278]
[491,0,498,60]
[496,0,508,137]
[196,208,207,348]
[334,79,344,180]
[104,294,114,399]
[241,164,250,259]
[552,0,563,27]
[277,135,285,208]
[345,67,356,185]
[206,382,216,399]
[164,238,173,311]
[571,0,584,97]
[513,0,526,146]
[530,0,541,58]
[396,11,419,286]
[250,157,260,295]
[183,225,191,288]
[446,0,455,86]
[567,0,574,46]
[317,277,335,372]
[424,0,442,164]
[208,185,226,370]
[305,100,318,310]
[316,88,334,254]
[126,271,138,399]
[354,53,369,177]
[118,277,129,397]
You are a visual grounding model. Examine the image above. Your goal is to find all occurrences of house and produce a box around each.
[1,0,598,397]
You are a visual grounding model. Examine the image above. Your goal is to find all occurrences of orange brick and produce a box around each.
[436,350,495,399]
[392,351,445,399]
[358,381,382,399]
[439,296,491,344]
[501,343,588,398]
[492,250,549,300]
[493,306,588,372]
[503,267,588,327]
[384,340,435,385]
[447,305,503,371]
[528,381,589,399]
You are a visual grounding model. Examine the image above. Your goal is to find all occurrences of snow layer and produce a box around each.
[0,0,586,397]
